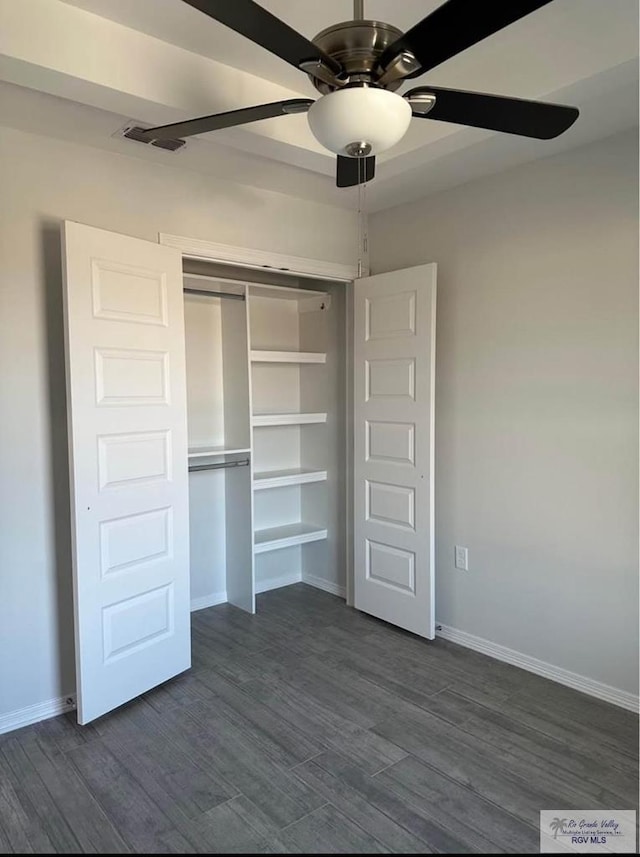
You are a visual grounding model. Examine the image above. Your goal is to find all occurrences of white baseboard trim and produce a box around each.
[190,591,227,612]
[255,572,302,594]
[302,572,346,599]
[0,694,77,736]
[436,623,639,713]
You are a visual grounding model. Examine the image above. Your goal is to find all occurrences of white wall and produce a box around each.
[0,125,357,723]
[370,130,639,697]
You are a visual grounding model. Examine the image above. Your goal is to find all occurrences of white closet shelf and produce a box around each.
[253,468,327,490]
[254,522,328,553]
[250,350,326,364]
[252,413,327,427]
[188,445,251,459]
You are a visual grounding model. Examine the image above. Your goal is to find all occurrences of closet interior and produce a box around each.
[182,260,347,613]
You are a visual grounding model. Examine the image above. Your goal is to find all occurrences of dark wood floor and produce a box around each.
[1,584,638,853]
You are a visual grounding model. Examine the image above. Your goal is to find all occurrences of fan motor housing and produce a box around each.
[309,19,405,94]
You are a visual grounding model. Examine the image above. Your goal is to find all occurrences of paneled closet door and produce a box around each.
[353,263,437,638]
[62,221,190,724]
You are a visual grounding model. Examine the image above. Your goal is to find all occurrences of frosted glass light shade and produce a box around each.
[307,87,411,156]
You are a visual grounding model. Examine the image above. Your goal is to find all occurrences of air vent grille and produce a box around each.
[121,125,186,151]
[152,137,186,151]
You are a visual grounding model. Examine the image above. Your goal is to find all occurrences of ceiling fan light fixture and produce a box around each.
[307,87,411,157]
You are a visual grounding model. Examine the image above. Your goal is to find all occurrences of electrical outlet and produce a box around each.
[454,545,469,571]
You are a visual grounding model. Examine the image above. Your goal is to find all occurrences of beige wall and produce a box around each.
[0,125,357,720]
[370,129,639,696]
[1,121,637,724]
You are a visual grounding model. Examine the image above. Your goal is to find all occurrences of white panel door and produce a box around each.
[62,221,190,724]
[354,264,436,638]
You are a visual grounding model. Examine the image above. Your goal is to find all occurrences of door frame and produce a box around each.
[159,232,358,605]
[159,233,359,283]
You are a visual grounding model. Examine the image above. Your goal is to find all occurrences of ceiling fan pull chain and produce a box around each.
[361,169,368,267]
[357,173,363,277]
[356,159,369,278]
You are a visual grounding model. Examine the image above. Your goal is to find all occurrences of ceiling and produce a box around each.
[0,0,637,211]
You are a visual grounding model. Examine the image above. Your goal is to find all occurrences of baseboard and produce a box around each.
[192,573,345,602]
[302,572,346,599]
[190,591,227,612]
[0,694,77,736]
[437,623,639,713]
[255,571,302,594]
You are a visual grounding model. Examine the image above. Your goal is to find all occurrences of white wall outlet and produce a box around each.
[455,545,469,571]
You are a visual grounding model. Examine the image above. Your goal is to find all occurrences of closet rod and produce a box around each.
[188,458,250,473]
[183,286,245,301]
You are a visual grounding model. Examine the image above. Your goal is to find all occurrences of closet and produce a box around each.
[61,220,435,726]
[182,264,346,615]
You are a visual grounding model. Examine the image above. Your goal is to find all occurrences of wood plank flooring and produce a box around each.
[1,584,637,853]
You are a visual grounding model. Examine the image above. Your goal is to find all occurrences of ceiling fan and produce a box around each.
[136,0,579,187]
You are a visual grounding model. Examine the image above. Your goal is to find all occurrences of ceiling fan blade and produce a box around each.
[142,99,314,141]
[182,0,342,77]
[336,155,376,188]
[378,0,552,80]
[407,87,578,139]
